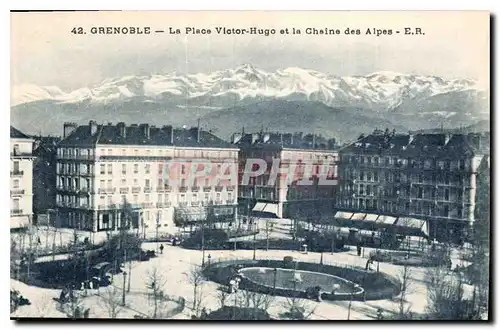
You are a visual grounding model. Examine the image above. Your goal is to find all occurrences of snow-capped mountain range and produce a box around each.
[11,64,489,141]
[11,64,486,111]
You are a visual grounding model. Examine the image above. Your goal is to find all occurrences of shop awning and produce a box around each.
[350,213,367,221]
[377,215,397,225]
[364,213,379,224]
[252,202,279,217]
[334,211,353,220]
[396,217,429,236]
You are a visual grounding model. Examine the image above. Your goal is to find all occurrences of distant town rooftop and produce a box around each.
[231,131,337,151]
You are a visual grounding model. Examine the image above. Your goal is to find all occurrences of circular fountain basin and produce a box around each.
[239,267,364,296]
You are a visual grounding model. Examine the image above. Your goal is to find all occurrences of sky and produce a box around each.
[11,11,490,90]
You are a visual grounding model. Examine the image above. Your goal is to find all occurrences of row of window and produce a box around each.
[342,154,469,170]
[339,198,464,218]
[58,147,237,159]
[343,184,464,201]
[56,192,233,207]
[343,170,469,186]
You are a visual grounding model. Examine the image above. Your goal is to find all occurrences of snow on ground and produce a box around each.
[12,241,475,320]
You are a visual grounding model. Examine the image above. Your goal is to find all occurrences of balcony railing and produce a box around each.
[156,202,172,208]
[203,187,212,192]
[191,201,200,206]
[226,200,234,205]
[226,185,235,191]
[120,187,129,194]
[11,209,23,215]
[215,186,224,192]
[144,187,152,193]
[156,187,165,192]
[165,186,172,192]
[10,170,24,177]
[178,201,188,207]
[11,189,25,196]
[57,154,96,161]
[142,202,154,208]
[192,186,200,192]
[132,186,141,193]
[78,187,92,194]
[179,186,188,193]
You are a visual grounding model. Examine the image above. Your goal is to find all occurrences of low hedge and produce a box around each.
[204,259,400,301]
[369,250,451,267]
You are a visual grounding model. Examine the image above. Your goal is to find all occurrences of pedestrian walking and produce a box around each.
[159,244,164,254]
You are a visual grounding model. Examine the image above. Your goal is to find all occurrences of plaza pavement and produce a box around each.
[13,241,474,320]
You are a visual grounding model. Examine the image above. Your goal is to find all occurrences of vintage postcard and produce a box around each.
[10,11,490,321]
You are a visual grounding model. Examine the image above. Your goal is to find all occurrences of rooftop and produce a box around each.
[232,131,337,151]
[10,126,31,139]
[341,129,490,157]
[59,121,236,149]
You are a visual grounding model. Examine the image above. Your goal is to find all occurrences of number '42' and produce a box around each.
[71,27,85,34]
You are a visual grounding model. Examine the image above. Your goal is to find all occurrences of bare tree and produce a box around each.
[281,295,316,320]
[216,285,230,309]
[145,266,168,319]
[188,265,206,316]
[60,289,89,319]
[98,286,123,318]
[425,265,472,320]
[236,290,274,319]
[396,264,414,319]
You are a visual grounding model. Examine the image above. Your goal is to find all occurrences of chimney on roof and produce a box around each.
[117,122,126,138]
[251,133,260,144]
[445,133,452,145]
[63,122,78,138]
[140,123,150,139]
[232,133,242,144]
[89,120,98,136]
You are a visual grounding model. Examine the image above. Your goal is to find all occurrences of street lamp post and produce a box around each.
[207,254,212,266]
[122,271,127,306]
[253,232,257,260]
[273,268,278,295]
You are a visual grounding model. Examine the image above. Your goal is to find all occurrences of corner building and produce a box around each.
[338,129,490,241]
[56,121,239,238]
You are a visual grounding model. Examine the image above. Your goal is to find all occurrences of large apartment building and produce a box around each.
[56,121,239,237]
[337,129,490,240]
[233,131,339,219]
[10,126,35,229]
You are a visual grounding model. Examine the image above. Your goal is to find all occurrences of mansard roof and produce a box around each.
[341,130,489,158]
[59,121,235,149]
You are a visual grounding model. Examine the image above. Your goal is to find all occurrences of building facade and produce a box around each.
[32,136,60,224]
[337,129,490,240]
[10,126,35,229]
[56,121,239,237]
[233,131,339,219]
